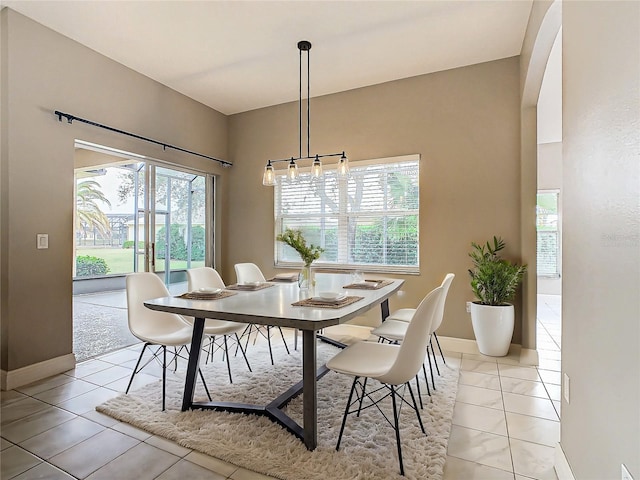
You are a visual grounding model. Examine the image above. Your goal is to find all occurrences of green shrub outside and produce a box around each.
[156,224,205,261]
[352,218,418,265]
[122,240,144,249]
[285,217,418,266]
[76,255,110,276]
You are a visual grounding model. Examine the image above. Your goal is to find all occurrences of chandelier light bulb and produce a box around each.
[311,155,323,178]
[337,152,349,177]
[262,161,276,186]
[287,158,299,181]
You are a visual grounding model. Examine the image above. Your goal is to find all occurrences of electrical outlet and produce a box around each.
[621,464,634,480]
[37,233,49,249]
[466,301,471,313]
[563,373,570,403]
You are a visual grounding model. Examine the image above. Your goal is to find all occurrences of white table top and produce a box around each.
[144,273,404,331]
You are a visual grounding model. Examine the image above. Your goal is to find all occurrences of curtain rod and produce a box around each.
[54,110,232,167]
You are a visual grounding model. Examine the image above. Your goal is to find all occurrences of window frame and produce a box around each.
[273,154,420,274]
[536,189,561,278]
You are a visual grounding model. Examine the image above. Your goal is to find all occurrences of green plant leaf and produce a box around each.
[276,228,324,266]
[468,237,527,305]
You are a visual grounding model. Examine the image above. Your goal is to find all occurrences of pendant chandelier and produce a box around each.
[262,40,348,186]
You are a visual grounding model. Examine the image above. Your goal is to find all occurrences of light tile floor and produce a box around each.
[2,295,562,480]
[443,293,562,480]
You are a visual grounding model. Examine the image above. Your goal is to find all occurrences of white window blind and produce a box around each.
[536,191,560,277]
[275,155,419,273]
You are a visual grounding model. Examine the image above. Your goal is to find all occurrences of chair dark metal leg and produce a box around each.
[126,342,149,394]
[390,385,404,476]
[162,345,167,411]
[337,376,359,451]
[223,335,233,383]
[242,324,253,353]
[430,337,441,376]
[406,381,426,435]
[414,375,423,409]
[422,363,431,396]
[235,333,252,372]
[356,377,368,417]
[433,332,446,365]
[278,327,291,355]
[197,368,212,401]
[426,345,436,390]
[208,336,215,363]
[173,346,178,372]
[267,326,275,365]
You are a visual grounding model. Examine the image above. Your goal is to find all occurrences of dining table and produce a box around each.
[144,272,404,451]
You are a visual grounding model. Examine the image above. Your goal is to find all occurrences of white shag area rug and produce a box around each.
[97,339,459,480]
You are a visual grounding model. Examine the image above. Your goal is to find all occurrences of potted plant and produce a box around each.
[468,236,527,356]
[276,228,324,289]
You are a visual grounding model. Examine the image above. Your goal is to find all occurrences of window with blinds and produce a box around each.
[274,155,420,273]
[536,191,560,277]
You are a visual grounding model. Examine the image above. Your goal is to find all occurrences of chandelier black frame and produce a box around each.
[262,40,348,186]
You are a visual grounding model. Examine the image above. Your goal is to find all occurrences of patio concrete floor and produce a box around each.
[73,282,188,362]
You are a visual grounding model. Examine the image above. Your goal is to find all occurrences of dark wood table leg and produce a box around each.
[302,329,318,450]
[181,317,205,411]
[381,298,390,321]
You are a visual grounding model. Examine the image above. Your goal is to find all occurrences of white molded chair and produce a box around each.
[326,286,443,476]
[390,273,455,363]
[234,263,291,364]
[125,272,211,411]
[234,262,267,284]
[372,274,454,396]
[186,267,252,383]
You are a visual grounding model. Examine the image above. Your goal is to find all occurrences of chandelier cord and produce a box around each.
[307,45,310,158]
[299,47,302,160]
[262,40,347,186]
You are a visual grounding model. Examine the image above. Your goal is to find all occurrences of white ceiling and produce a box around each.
[2,0,533,115]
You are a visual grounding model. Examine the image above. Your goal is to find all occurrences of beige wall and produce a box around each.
[562,1,640,478]
[227,57,524,341]
[0,9,228,376]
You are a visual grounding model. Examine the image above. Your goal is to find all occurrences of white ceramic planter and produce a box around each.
[470,302,514,356]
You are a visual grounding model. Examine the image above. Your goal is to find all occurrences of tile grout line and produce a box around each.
[496,364,518,479]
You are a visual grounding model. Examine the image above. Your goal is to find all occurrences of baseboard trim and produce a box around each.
[437,336,483,354]
[519,347,539,366]
[1,353,76,391]
[437,336,539,365]
[555,443,576,480]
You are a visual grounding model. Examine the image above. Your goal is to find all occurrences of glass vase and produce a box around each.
[298,264,315,291]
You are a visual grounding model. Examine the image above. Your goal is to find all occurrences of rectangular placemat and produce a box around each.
[225,283,275,291]
[291,296,363,309]
[177,290,237,300]
[267,274,299,282]
[342,279,394,290]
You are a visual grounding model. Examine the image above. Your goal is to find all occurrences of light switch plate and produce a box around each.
[37,234,49,249]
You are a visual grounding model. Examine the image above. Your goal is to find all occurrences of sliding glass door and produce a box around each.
[145,165,207,285]
[74,152,212,288]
